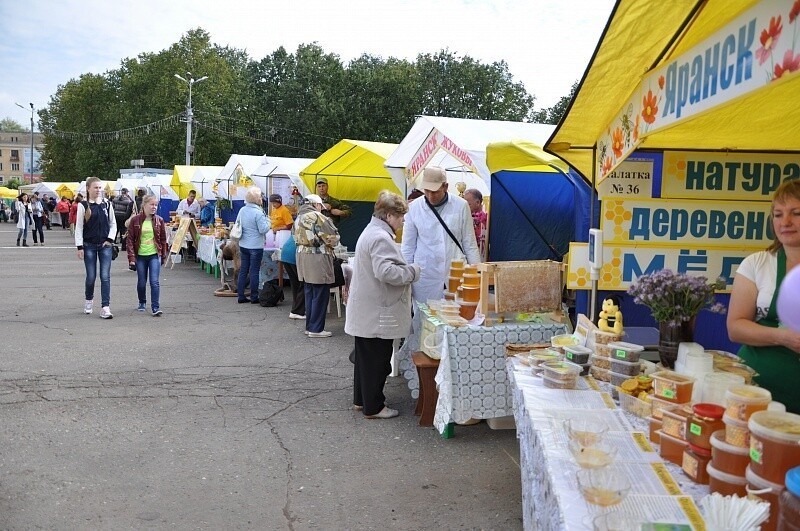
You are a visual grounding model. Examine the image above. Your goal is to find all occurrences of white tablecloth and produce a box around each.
[506,358,709,530]
[197,235,219,264]
[398,305,569,434]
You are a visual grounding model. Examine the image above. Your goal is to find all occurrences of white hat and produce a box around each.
[304,194,324,204]
[421,166,447,191]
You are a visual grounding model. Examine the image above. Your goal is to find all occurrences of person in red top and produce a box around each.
[68,194,83,235]
[56,196,71,230]
[464,189,488,258]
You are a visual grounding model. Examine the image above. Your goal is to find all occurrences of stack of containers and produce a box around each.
[650,370,695,465]
[589,330,623,382]
[446,259,464,301]
[456,263,480,320]
[746,410,800,531]
[606,341,645,389]
[563,345,592,376]
[681,403,725,485]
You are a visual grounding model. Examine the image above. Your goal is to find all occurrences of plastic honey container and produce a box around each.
[778,466,800,531]
[608,341,644,362]
[726,384,772,421]
[710,429,750,476]
[723,413,751,448]
[649,416,662,444]
[563,345,592,364]
[462,273,481,287]
[747,465,785,531]
[687,403,725,450]
[447,276,462,293]
[658,429,689,466]
[651,395,676,420]
[651,370,695,403]
[682,443,711,484]
[707,462,748,497]
[748,410,800,485]
[661,404,694,440]
[462,263,478,275]
[460,285,480,303]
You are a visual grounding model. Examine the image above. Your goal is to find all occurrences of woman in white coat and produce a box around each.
[345,191,420,419]
[15,193,32,247]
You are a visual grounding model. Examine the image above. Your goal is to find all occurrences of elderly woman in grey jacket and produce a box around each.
[345,191,420,419]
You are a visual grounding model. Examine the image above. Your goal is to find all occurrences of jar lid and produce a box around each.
[786,466,800,496]
[688,442,712,457]
[692,403,724,419]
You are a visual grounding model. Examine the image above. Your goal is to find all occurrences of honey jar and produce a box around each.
[687,403,725,450]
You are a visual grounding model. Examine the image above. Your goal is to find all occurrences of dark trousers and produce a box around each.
[237,247,263,303]
[32,216,44,243]
[304,283,329,333]
[283,262,305,315]
[353,336,394,416]
[60,212,69,229]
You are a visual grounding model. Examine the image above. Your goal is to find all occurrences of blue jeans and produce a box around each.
[304,283,329,333]
[237,247,264,302]
[83,242,112,307]
[17,218,29,241]
[136,254,161,311]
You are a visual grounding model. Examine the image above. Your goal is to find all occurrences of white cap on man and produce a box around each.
[305,194,324,204]
[421,166,447,191]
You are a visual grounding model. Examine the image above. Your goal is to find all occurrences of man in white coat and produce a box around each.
[401,166,481,305]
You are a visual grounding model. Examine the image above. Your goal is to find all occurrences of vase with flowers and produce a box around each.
[627,269,726,368]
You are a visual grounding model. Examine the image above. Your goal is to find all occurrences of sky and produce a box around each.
[0,0,616,131]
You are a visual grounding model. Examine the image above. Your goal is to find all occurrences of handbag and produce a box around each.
[230,219,243,239]
[111,244,120,260]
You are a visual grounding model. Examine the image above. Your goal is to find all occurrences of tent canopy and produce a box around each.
[546,0,800,181]
[214,155,268,200]
[486,141,594,262]
[251,157,314,199]
[300,139,399,201]
[385,116,557,194]
[19,182,62,198]
[171,165,223,199]
[55,182,78,199]
[0,186,17,199]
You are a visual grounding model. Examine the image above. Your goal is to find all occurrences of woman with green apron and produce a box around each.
[728,180,800,414]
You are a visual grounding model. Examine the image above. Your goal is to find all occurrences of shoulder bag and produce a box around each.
[230,215,243,239]
[426,198,464,255]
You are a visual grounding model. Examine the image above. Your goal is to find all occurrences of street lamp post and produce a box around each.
[15,102,35,184]
[174,73,208,165]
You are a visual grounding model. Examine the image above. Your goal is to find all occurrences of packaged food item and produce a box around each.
[662,404,694,440]
[618,391,652,418]
[748,410,800,485]
[563,345,592,364]
[687,403,725,450]
[607,341,644,362]
[590,354,610,370]
[651,370,695,403]
[594,344,612,358]
[725,384,772,421]
[723,413,751,448]
[682,444,712,484]
[541,360,582,382]
[658,429,689,466]
[651,396,676,420]
[778,466,800,531]
[609,357,642,376]
[718,362,757,384]
[542,373,577,389]
[590,365,610,383]
[550,334,579,354]
[593,330,623,345]
[707,462,748,497]
[649,416,662,444]
[746,465,784,531]
[609,370,630,389]
[462,273,481,287]
[447,276,461,292]
[710,429,750,476]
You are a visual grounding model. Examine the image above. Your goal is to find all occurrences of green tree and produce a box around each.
[0,118,27,132]
[532,81,579,125]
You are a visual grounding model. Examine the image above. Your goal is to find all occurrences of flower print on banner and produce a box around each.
[641,89,659,125]
[774,49,800,79]
[791,0,800,23]
[633,114,640,143]
[757,15,783,65]
[611,127,624,158]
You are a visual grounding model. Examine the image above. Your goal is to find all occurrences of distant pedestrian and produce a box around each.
[68,194,83,236]
[280,232,305,320]
[236,187,271,304]
[15,193,32,247]
[126,194,168,316]
[30,192,45,246]
[75,177,117,319]
[56,196,71,230]
[112,188,133,250]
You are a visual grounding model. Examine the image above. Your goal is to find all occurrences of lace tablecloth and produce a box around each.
[506,358,709,530]
[397,306,568,434]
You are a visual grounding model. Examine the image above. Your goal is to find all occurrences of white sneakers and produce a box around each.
[307,331,332,338]
[289,313,306,320]
[84,300,93,314]
[100,307,113,319]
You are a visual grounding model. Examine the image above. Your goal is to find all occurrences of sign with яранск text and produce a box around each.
[601,198,773,248]
[597,158,654,198]
[662,151,800,200]
[566,242,750,292]
[405,129,480,185]
[594,0,800,181]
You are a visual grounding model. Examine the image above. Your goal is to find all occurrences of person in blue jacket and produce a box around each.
[199,198,215,227]
[235,187,270,304]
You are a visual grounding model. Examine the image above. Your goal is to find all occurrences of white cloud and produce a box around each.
[0,0,614,127]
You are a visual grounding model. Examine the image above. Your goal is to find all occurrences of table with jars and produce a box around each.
[505,340,800,530]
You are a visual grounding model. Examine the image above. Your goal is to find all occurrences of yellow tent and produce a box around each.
[0,186,18,199]
[300,139,400,201]
[486,140,568,174]
[55,182,79,199]
[546,0,800,183]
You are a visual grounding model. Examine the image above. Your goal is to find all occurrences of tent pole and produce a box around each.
[589,146,598,322]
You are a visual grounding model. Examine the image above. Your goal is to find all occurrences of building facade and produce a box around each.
[0,131,44,186]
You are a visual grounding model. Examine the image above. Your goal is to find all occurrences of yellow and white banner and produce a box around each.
[595,0,800,180]
[600,197,772,248]
[566,242,752,292]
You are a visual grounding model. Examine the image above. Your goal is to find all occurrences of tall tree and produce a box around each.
[532,81,579,125]
[0,118,27,132]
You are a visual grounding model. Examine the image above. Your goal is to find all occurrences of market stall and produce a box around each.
[299,139,399,249]
[171,165,223,200]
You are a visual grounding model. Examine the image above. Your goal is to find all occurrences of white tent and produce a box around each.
[190,166,223,200]
[250,157,314,203]
[214,155,269,200]
[112,178,146,196]
[20,182,62,198]
[384,116,556,195]
[142,175,179,201]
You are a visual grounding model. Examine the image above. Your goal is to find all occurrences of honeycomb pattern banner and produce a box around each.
[601,199,633,242]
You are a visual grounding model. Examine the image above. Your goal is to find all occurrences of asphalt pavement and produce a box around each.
[0,223,522,530]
